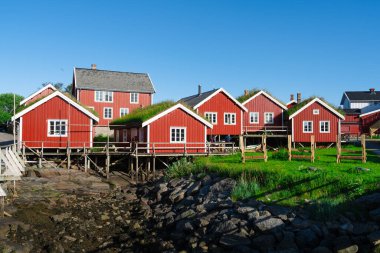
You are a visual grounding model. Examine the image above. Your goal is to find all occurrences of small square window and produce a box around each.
[130,93,139,103]
[104,107,113,119]
[313,109,320,115]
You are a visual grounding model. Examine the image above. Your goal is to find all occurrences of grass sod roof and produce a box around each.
[286,96,345,117]
[236,89,287,107]
[16,92,99,117]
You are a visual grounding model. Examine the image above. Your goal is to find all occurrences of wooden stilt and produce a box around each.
[67,147,71,169]
[262,135,267,162]
[84,148,88,173]
[337,135,341,163]
[0,196,4,218]
[152,156,156,179]
[311,135,315,163]
[239,135,245,163]
[147,159,151,181]
[22,144,25,162]
[135,155,139,182]
[106,144,110,179]
[288,135,292,161]
[361,134,366,163]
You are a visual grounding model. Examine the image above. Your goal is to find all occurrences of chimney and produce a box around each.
[91,64,97,70]
[198,84,202,96]
[290,94,294,101]
[244,90,249,96]
[297,93,302,103]
[370,88,376,95]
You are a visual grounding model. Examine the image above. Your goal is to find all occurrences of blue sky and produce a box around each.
[0,0,379,106]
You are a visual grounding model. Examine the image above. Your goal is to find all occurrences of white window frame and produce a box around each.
[320,121,330,133]
[313,109,320,115]
[264,112,274,124]
[47,119,68,137]
[303,121,313,133]
[88,106,95,110]
[120,108,129,117]
[170,127,186,143]
[130,93,139,104]
[224,113,236,125]
[205,112,217,125]
[249,112,259,124]
[103,107,113,119]
[94,90,113,103]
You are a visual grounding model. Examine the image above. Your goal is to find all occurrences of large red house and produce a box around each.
[288,97,345,143]
[239,90,288,134]
[19,84,57,106]
[12,90,99,149]
[111,102,213,153]
[179,87,247,138]
[72,64,155,135]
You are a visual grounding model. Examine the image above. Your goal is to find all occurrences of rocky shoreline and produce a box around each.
[0,169,379,252]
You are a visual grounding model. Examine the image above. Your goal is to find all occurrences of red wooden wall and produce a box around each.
[243,93,284,131]
[22,96,94,148]
[197,92,243,136]
[361,111,380,134]
[24,87,55,105]
[341,113,361,136]
[292,101,340,143]
[77,89,152,125]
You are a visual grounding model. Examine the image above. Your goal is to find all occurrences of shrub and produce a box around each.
[167,158,200,178]
[271,148,289,160]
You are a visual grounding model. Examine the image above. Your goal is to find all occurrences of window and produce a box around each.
[249,112,259,124]
[303,121,313,133]
[130,93,139,103]
[264,112,274,124]
[48,120,68,137]
[120,108,129,117]
[122,129,128,142]
[170,127,186,143]
[313,109,320,115]
[205,112,217,124]
[224,113,236,125]
[104,107,113,119]
[320,121,330,133]
[95,91,113,102]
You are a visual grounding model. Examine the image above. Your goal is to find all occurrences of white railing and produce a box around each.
[243,125,288,134]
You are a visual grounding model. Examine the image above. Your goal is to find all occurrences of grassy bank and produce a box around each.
[168,146,380,218]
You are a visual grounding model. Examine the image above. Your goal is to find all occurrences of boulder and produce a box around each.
[219,233,251,247]
[367,230,380,246]
[295,228,319,248]
[369,208,380,222]
[251,234,276,251]
[211,220,238,235]
[254,217,284,232]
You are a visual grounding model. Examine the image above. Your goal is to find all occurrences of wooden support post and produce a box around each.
[135,155,139,182]
[22,143,26,162]
[0,196,4,218]
[288,135,292,161]
[13,180,16,196]
[262,135,267,162]
[239,135,245,163]
[84,147,88,173]
[67,147,71,169]
[106,144,110,179]
[311,135,315,163]
[152,156,156,179]
[147,159,151,181]
[361,134,366,163]
[336,135,341,163]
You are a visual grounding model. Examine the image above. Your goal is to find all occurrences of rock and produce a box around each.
[291,218,311,229]
[276,231,297,250]
[311,246,332,253]
[367,230,380,246]
[51,212,71,223]
[101,213,110,221]
[211,220,238,235]
[254,217,284,232]
[176,209,196,221]
[64,235,77,242]
[186,181,202,196]
[355,193,380,209]
[339,223,354,234]
[369,208,380,221]
[251,234,276,251]
[176,220,194,232]
[334,236,358,253]
[201,175,213,186]
[219,233,251,247]
[352,222,377,235]
[237,206,256,215]
[169,189,186,203]
[295,228,319,248]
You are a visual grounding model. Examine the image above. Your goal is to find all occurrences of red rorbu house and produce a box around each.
[178,86,247,140]
[72,64,155,135]
[12,90,99,149]
[237,90,288,134]
[110,102,213,154]
[288,97,345,143]
[341,109,362,138]
[359,105,380,136]
[19,84,57,106]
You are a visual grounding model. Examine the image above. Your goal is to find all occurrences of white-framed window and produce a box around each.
[303,121,313,133]
[320,121,330,133]
[95,91,113,102]
[205,112,217,125]
[264,112,274,124]
[249,112,259,124]
[103,107,113,119]
[120,108,129,117]
[47,120,68,137]
[130,93,139,104]
[170,127,186,143]
[224,113,236,125]
[313,109,320,115]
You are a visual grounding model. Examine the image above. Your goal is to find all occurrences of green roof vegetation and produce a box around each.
[110,100,177,125]
[236,89,286,107]
[287,97,345,117]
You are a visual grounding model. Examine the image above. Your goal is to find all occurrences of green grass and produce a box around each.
[178,146,380,219]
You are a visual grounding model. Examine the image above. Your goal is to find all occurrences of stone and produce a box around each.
[311,246,332,253]
[64,235,77,242]
[352,222,377,235]
[339,223,354,234]
[291,218,311,229]
[295,228,319,248]
[211,220,238,235]
[369,208,380,222]
[367,230,380,246]
[176,209,196,221]
[251,235,276,251]
[334,236,358,253]
[254,217,284,232]
[51,212,72,223]
[355,193,380,209]
[219,233,251,247]
[237,206,256,215]
[186,181,202,196]
[169,189,186,203]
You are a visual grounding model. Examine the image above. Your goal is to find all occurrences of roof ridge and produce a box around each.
[75,67,148,75]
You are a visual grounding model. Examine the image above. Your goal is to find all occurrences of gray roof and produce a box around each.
[74,68,155,93]
[178,89,219,108]
[343,91,380,102]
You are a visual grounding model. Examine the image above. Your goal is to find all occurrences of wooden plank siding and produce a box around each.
[22,96,93,148]
[77,89,152,125]
[292,101,340,143]
[361,111,380,134]
[197,92,243,136]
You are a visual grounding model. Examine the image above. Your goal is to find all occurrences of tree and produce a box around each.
[42,82,64,91]
[0,93,24,125]
[65,83,73,94]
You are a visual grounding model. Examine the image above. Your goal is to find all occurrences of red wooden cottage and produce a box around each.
[111,102,213,153]
[72,64,155,135]
[12,90,99,149]
[19,84,57,106]
[179,87,247,139]
[288,97,345,143]
[341,109,361,138]
[359,105,380,136]
[238,90,288,134]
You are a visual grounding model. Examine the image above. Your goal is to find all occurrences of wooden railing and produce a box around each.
[243,125,288,134]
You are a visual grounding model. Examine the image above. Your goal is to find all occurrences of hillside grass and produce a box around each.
[169,145,380,219]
